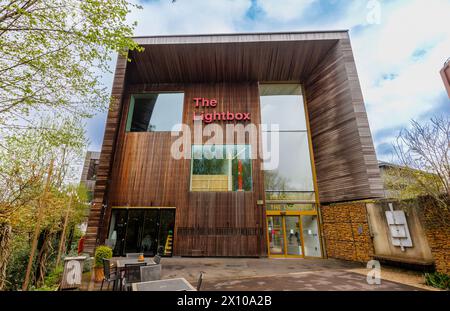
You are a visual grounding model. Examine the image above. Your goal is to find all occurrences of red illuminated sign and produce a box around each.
[192,97,251,123]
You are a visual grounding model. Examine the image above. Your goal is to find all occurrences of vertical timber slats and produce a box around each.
[304,37,383,203]
[84,55,128,254]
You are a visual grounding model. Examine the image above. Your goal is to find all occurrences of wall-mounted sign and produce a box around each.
[192,97,251,123]
[385,203,413,251]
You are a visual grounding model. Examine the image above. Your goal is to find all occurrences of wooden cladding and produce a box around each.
[84,55,128,254]
[304,39,383,203]
[101,83,267,257]
[85,32,383,255]
[177,227,264,236]
[127,40,338,84]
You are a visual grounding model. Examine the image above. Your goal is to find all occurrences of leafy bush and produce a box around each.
[425,272,450,290]
[94,246,112,268]
[5,238,31,290]
[44,265,63,288]
[30,266,63,291]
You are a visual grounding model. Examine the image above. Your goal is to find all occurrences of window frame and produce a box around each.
[125,92,185,133]
[189,144,254,193]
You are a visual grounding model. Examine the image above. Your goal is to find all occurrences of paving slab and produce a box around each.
[84,257,426,291]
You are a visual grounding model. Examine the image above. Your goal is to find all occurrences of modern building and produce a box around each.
[80,151,100,200]
[85,31,384,258]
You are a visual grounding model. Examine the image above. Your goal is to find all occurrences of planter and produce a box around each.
[94,267,104,282]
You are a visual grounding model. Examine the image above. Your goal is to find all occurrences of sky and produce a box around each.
[85,0,450,162]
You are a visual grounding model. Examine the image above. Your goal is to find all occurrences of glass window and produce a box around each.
[126,93,184,132]
[301,215,322,257]
[263,132,314,191]
[191,145,252,192]
[259,84,306,131]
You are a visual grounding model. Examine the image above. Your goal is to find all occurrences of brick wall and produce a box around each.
[418,196,450,274]
[321,202,374,263]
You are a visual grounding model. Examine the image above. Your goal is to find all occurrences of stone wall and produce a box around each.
[321,197,449,275]
[321,202,374,263]
[418,196,450,274]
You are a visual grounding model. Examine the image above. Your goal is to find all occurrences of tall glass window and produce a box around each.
[260,84,315,202]
[126,93,184,132]
[190,145,252,192]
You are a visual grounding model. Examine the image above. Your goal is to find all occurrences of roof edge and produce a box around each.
[132,30,349,45]
[132,29,349,40]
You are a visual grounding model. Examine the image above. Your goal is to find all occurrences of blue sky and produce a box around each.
[86,0,450,162]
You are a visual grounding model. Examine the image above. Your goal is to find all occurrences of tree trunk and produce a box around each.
[22,158,54,291]
[55,193,72,267]
[0,223,12,290]
[66,226,75,254]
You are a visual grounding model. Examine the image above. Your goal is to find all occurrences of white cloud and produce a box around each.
[86,0,450,162]
[349,0,450,153]
[257,0,316,21]
[129,0,251,35]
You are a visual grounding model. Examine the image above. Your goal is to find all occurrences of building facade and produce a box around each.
[80,151,100,200]
[85,31,384,258]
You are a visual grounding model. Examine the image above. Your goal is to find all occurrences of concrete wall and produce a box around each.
[366,202,434,263]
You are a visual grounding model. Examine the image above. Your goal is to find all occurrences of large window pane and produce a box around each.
[259,84,306,131]
[191,145,252,192]
[301,215,322,257]
[126,93,184,132]
[263,132,314,191]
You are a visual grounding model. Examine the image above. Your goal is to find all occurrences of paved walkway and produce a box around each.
[84,257,425,291]
[159,257,422,291]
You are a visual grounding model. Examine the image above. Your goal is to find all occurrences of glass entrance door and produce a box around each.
[285,216,302,256]
[266,214,321,258]
[267,215,303,257]
[108,208,175,257]
[267,216,285,255]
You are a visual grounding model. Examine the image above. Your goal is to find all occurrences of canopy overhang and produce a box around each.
[127,30,349,84]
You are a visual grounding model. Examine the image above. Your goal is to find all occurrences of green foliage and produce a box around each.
[43,265,63,288]
[0,118,90,290]
[0,0,143,128]
[425,272,450,290]
[94,246,112,268]
[4,236,31,290]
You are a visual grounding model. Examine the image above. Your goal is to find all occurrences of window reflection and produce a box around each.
[259,84,306,131]
[191,145,252,192]
[263,132,314,192]
[126,93,184,132]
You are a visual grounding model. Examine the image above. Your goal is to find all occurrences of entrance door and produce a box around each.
[267,215,303,257]
[285,216,303,256]
[108,208,175,257]
[267,216,285,255]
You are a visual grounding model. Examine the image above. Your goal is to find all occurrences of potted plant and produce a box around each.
[94,245,113,282]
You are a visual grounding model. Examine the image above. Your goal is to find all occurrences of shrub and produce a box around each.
[31,266,64,291]
[44,265,64,288]
[425,272,450,290]
[94,246,112,268]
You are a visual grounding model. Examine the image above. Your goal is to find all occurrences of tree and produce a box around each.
[0,0,142,129]
[392,115,450,211]
[0,117,88,290]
